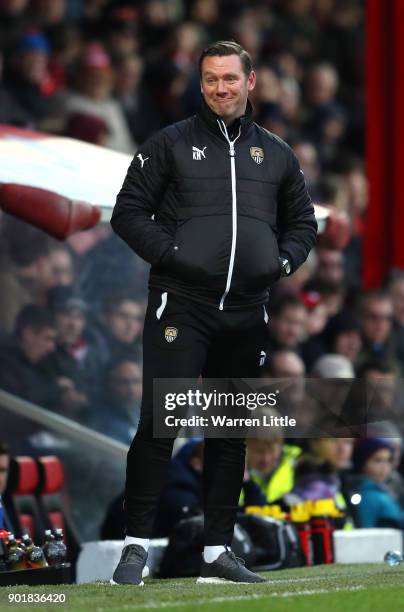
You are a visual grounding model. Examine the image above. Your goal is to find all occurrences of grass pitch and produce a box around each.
[1,564,403,612]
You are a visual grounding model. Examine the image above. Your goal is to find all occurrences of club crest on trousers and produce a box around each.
[250,147,264,164]
[165,326,178,342]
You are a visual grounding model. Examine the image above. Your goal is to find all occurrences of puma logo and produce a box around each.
[137,153,150,168]
[192,146,207,160]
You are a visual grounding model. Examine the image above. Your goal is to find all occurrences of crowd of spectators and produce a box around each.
[3,0,404,537]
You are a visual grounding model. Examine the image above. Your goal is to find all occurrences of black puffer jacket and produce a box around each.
[111,100,317,310]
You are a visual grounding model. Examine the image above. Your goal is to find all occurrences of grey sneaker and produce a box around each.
[197,547,266,584]
[110,544,149,586]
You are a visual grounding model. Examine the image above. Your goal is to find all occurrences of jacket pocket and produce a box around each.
[165,214,232,288]
[233,215,281,291]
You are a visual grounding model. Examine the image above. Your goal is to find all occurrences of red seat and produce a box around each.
[36,456,81,562]
[3,456,44,542]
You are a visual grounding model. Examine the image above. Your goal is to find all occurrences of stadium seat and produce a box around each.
[35,456,81,562]
[3,456,45,542]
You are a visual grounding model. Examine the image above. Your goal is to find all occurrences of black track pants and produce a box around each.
[124,289,269,545]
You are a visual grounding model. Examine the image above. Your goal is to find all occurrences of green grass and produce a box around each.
[1,564,404,612]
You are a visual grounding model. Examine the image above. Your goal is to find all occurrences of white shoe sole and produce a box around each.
[110,579,144,586]
[109,565,149,586]
[196,577,252,585]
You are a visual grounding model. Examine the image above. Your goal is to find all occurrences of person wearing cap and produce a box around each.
[63,42,136,153]
[39,286,104,415]
[311,353,355,379]
[6,30,60,124]
[352,437,404,529]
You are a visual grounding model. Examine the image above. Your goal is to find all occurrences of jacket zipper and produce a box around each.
[217,120,241,310]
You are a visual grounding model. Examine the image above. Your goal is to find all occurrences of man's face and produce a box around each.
[110,362,142,403]
[317,249,344,284]
[0,454,10,495]
[105,300,143,343]
[21,326,57,363]
[49,249,75,287]
[335,330,362,361]
[247,440,282,477]
[201,54,256,124]
[362,298,393,344]
[56,309,86,347]
[311,437,354,470]
[272,305,307,348]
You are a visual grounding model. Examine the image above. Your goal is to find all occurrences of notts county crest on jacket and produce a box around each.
[165,327,178,343]
[250,147,264,165]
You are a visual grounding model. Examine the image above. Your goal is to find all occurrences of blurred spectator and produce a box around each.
[266,349,305,379]
[310,356,355,432]
[0,219,55,334]
[262,350,313,428]
[5,30,61,127]
[0,442,12,531]
[305,279,345,318]
[189,0,223,42]
[266,294,307,353]
[304,62,347,166]
[367,421,404,508]
[113,53,161,145]
[245,433,302,505]
[0,0,31,55]
[77,227,149,306]
[299,290,328,362]
[388,273,404,369]
[311,354,355,378]
[65,111,109,145]
[97,291,144,364]
[103,4,140,58]
[63,42,135,153]
[40,286,104,413]
[352,438,404,529]
[29,0,66,29]
[86,354,142,444]
[325,311,362,364]
[0,49,30,125]
[314,247,345,286]
[293,140,320,198]
[303,310,362,372]
[0,304,59,408]
[48,244,77,288]
[45,23,83,92]
[356,291,400,374]
[290,437,354,515]
[357,360,403,434]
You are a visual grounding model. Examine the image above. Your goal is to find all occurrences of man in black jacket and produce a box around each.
[111,41,317,585]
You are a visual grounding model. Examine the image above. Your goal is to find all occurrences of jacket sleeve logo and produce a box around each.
[164,326,178,342]
[137,153,150,168]
[250,147,264,164]
[192,146,207,160]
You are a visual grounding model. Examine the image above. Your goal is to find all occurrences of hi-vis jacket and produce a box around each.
[111,99,317,310]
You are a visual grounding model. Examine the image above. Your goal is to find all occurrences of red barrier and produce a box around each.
[0,183,101,240]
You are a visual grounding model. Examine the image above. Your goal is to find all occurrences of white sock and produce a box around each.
[124,536,150,552]
[203,545,226,563]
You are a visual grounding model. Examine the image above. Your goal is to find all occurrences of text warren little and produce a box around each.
[164,414,296,427]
